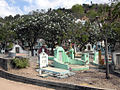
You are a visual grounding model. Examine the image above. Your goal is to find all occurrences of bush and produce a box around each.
[7,42,13,49]
[12,57,29,68]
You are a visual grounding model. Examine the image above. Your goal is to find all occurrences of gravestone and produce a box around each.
[1,49,5,54]
[54,46,69,63]
[9,44,28,57]
[93,51,99,65]
[81,53,89,64]
[112,43,120,69]
[38,46,49,55]
[68,48,74,59]
[38,49,48,75]
[54,46,64,62]
[85,43,93,52]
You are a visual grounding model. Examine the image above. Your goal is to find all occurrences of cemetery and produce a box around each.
[0,41,120,90]
[0,1,120,90]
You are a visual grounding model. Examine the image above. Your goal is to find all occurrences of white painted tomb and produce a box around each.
[9,44,28,57]
[38,49,48,75]
[85,43,93,52]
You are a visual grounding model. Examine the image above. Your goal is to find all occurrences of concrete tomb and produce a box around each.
[85,43,93,52]
[9,44,28,57]
[38,49,48,75]
[37,49,74,78]
[53,46,89,71]
[1,49,5,54]
[112,43,120,70]
[39,49,48,68]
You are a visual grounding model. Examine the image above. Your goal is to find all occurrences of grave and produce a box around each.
[81,53,89,64]
[111,43,120,70]
[37,49,74,78]
[84,43,93,52]
[92,51,99,65]
[53,46,89,71]
[1,49,5,54]
[9,44,28,57]
[38,49,48,75]
[68,48,74,59]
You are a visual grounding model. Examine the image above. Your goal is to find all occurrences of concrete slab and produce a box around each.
[69,65,89,71]
[41,67,70,75]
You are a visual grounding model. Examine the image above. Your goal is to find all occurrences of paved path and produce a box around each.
[0,77,54,90]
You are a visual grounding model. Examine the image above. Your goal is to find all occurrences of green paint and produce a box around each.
[48,56,54,61]
[81,53,89,64]
[93,51,99,65]
[52,46,89,71]
[68,48,74,59]
[69,59,86,65]
[53,60,69,70]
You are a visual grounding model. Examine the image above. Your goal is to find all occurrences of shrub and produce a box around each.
[12,57,29,68]
[7,42,13,49]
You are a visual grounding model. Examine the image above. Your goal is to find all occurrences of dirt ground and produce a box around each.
[5,56,119,90]
[0,77,55,90]
[0,54,120,90]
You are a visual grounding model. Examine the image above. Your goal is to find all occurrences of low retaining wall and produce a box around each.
[0,69,108,90]
[0,58,12,71]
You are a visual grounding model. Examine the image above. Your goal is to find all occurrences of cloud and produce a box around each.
[23,0,88,13]
[91,0,110,4]
[0,0,23,17]
[24,0,33,4]
[0,0,110,17]
[9,0,16,4]
[23,0,110,13]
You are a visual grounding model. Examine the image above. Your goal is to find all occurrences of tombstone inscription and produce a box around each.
[38,49,48,75]
[39,49,48,68]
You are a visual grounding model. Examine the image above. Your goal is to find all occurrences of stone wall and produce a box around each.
[0,69,107,90]
[0,58,12,71]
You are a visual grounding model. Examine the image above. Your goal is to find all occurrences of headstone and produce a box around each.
[81,53,89,64]
[1,49,5,54]
[34,49,38,56]
[54,46,69,63]
[68,48,74,59]
[85,43,93,52]
[112,43,120,69]
[93,51,99,64]
[38,46,49,55]
[38,49,48,75]
[9,44,28,57]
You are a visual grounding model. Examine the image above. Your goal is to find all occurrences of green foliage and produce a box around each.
[86,10,98,19]
[7,42,13,49]
[12,58,29,68]
[72,4,84,14]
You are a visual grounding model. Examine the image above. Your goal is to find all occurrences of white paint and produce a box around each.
[85,43,93,52]
[1,49,5,54]
[9,44,27,54]
[39,49,48,68]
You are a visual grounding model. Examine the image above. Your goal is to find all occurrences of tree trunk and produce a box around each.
[105,38,110,79]
[51,45,54,56]
[30,46,34,56]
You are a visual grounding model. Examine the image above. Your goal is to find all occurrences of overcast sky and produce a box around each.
[0,0,110,17]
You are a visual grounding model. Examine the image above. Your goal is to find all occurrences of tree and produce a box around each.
[71,4,84,18]
[13,11,47,56]
[0,21,16,50]
[44,9,76,54]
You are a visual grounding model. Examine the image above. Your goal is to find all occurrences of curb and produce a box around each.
[0,69,108,90]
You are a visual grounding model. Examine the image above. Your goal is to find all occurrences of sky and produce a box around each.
[0,0,110,17]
